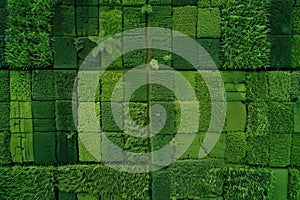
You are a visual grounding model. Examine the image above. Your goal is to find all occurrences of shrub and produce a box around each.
[101,70,124,102]
[291,133,300,166]
[247,102,269,137]
[289,168,300,200]
[246,72,269,101]
[0,166,56,199]
[292,8,300,34]
[246,135,269,166]
[0,131,11,164]
[100,6,122,38]
[56,164,150,198]
[6,0,53,68]
[169,159,224,198]
[221,0,270,69]
[223,167,274,200]
[198,0,210,8]
[122,0,146,5]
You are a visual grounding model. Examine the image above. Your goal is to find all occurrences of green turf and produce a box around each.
[179,133,203,159]
[124,70,147,102]
[221,0,270,69]
[173,6,197,36]
[198,0,210,7]
[269,133,292,167]
[292,71,300,101]
[32,70,55,100]
[77,193,99,200]
[59,191,76,200]
[54,37,78,69]
[54,70,77,100]
[101,132,125,162]
[76,6,99,37]
[149,0,171,5]
[34,132,57,164]
[122,0,146,5]
[78,135,99,162]
[124,102,147,136]
[152,171,171,200]
[99,0,122,5]
[57,131,78,163]
[0,7,7,35]
[225,102,246,132]
[76,37,97,67]
[197,39,221,68]
[123,7,146,32]
[294,102,300,133]
[197,8,221,38]
[148,6,172,30]
[53,5,76,36]
[272,169,288,200]
[33,119,56,132]
[225,132,246,163]
[32,101,56,119]
[150,71,175,101]
[6,0,53,68]
[292,8,300,34]
[271,35,292,69]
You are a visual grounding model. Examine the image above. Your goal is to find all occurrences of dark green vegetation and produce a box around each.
[0,0,299,199]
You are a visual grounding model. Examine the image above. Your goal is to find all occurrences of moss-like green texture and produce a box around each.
[57,164,150,198]
[247,102,269,137]
[225,102,246,132]
[0,102,9,131]
[170,159,224,198]
[221,0,270,69]
[54,37,77,69]
[56,101,76,131]
[122,0,146,5]
[54,70,77,100]
[292,8,300,34]
[268,71,291,101]
[225,132,246,163]
[6,0,53,68]
[272,169,288,200]
[246,136,269,166]
[291,133,300,166]
[102,102,123,132]
[76,6,99,37]
[268,102,293,134]
[54,5,75,36]
[0,36,7,68]
[197,8,221,38]
[173,6,197,36]
[34,132,57,164]
[101,70,124,101]
[270,0,293,35]
[270,134,292,167]
[292,35,300,69]
[0,131,11,164]
[10,133,34,162]
[172,0,197,5]
[289,168,300,200]
[224,167,274,200]
[32,70,55,100]
[271,35,292,69]
[246,72,268,101]
[10,70,31,101]
[100,6,122,38]
[152,171,171,200]
[0,166,55,199]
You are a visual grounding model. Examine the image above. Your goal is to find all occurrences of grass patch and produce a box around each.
[197,8,221,38]
[225,132,246,163]
[269,133,292,167]
[54,70,77,100]
[32,70,55,100]
[0,70,9,101]
[6,0,53,68]
[173,6,197,36]
[271,35,292,69]
[54,37,77,69]
[268,102,293,134]
[54,5,75,36]
[221,0,270,69]
[10,71,31,101]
